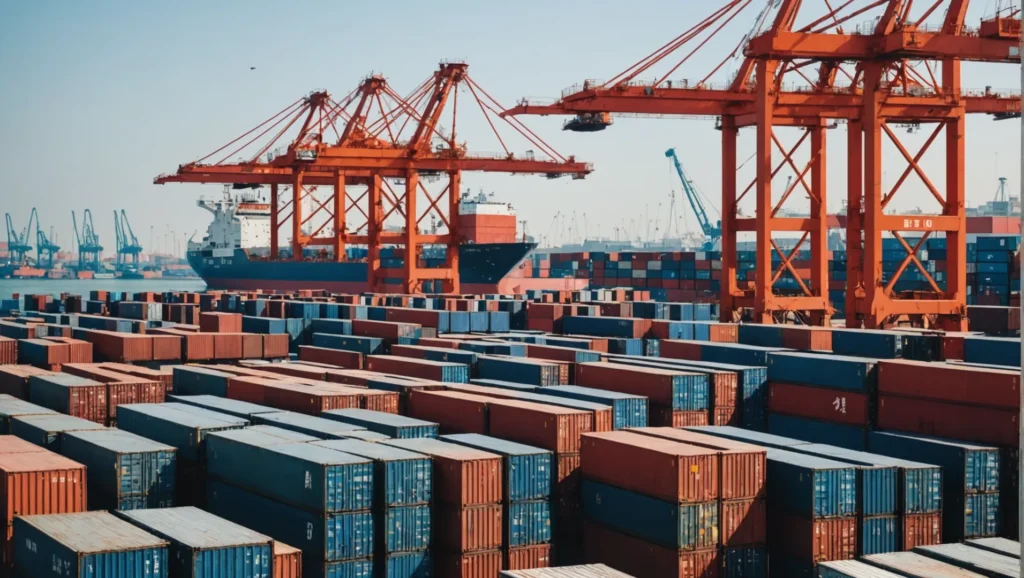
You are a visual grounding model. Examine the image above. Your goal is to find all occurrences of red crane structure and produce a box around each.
[156,62,591,293]
[504,0,1020,329]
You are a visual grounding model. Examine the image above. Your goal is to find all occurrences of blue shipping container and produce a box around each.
[506,499,552,547]
[168,394,284,420]
[767,352,877,392]
[172,366,236,397]
[205,429,373,512]
[312,439,432,508]
[768,414,867,451]
[9,413,106,452]
[764,448,858,518]
[13,512,169,578]
[116,403,248,462]
[581,479,718,550]
[541,386,648,430]
[61,429,177,511]
[116,507,272,578]
[441,433,552,502]
[722,546,768,578]
[377,550,431,578]
[323,409,438,439]
[831,329,903,359]
[859,515,899,556]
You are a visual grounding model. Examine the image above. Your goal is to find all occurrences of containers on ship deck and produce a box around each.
[115,506,273,578]
[61,428,176,511]
[13,512,169,578]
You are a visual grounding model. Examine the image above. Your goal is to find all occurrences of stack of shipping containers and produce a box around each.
[579,430,720,577]
[444,433,554,570]
[205,427,376,576]
[385,437,504,576]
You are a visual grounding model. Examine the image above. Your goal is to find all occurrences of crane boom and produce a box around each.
[664,148,720,249]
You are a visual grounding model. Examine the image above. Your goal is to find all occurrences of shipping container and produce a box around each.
[505,499,552,547]
[443,383,613,434]
[581,479,718,550]
[251,412,370,441]
[867,431,1000,542]
[433,549,502,578]
[862,551,987,578]
[206,428,373,512]
[965,537,1019,558]
[0,434,46,455]
[903,512,942,550]
[721,546,768,578]
[580,430,718,503]
[322,408,438,439]
[0,394,56,433]
[769,382,870,426]
[487,397,593,454]
[499,564,632,578]
[406,390,490,435]
[831,329,903,359]
[116,403,248,462]
[273,541,302,578]
[877,360,1019,409]
[818,560,905,578]
[442,433,551,502]
[168,394,284,419]
[0,451,87,527]
[576,362,708,411]
[476,356,563,386]
[915,543,1018,577]
[172,366,235,397]
[860,515,899,556]
[768,352,877,392]
[61,429,176,510]
[0,366,52,399]
[311,439,432,508]
[382,438,502,506]
[116,506,273,578]
[541,385,648,430]
[769,509,857,563]
[367,355,469,384]
[9,413,106,452]
[377,550,431,578]
[28,373,108,424]
[768,413,867,451]
[434,502,503,552]
[720,497,767,547]
[13,512,169,578]
[877,395,1018,447]
[764,448,858,518]
[581,520,720,578]
[207,479,374,563]
[503,544,552,572]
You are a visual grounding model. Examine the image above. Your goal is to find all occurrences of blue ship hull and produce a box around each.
[188,243,538,293]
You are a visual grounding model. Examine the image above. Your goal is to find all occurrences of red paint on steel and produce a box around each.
[366,356,462,382]
[0,366,51,399]
[272,541,301,578]
[213,334,244,360]
[878,360,1020,409]
[581,431,718,503]
[720,498,767,547]
[780,326,833,351]
[769,382,870,427]
[0,436,46,455]
[649,406,709,428]
[878,395,1019,447]
[505,544,552,571]
[582,521,721,578]
[576,363,703,407]
[770,511,856,562]
[658,340,704,361]
[408,391,490,435]
[433,550,503,578]
[0,338,16,365]
[902,512,942,550]
[263,334,289,358]
[713,406,740,426]
[199,312,243,333]
[0,452,87,527]
[434,503,503,552]
[486,398,593,454]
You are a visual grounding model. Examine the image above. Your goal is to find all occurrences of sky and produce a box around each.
[0,0,1020,256]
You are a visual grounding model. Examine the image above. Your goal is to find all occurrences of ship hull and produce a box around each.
[188,243,588,294]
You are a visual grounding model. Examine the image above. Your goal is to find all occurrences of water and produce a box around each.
[0,278,207,300]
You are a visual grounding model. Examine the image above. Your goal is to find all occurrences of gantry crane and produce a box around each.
[155,62,591,294]
[35,218,60,270]
[665,148,721,250]
[114,210,142,272]
[505,0,1021,329]
[5,209,37,265]
[72,210,103,272]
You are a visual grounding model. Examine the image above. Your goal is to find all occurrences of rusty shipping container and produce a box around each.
[555,452,580,497]
[581,431,718,503]
[76,330,153,362]
[383,437,502,506]
[435,503,504,552]
[576,363,708,411]
[28,373,108,424]
[0,451,88,527]
[434,550,503,578]
[213,333,244,360]
[903,512,942,550]
[721,498,767,547]
[408,390,490,435]
[272,541,302,578]
[262,382,362,416]
[42,338,93,364]
[582,521,720,578]
[780,326,833,352]
[769,382,870,427]
[150,335,183,361]
[0,366,51,399]
[299,346,363,369]
[0,435,46,455]
[263,334,290,359]
[629,427,766,500]
[0,337,16,365]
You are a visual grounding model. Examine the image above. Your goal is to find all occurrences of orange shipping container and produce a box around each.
[261,382,361,416]
[199,312,243,333]
[241,334,263,359]
[580,430,719,503]
[505,544,552,571]
[272,541,302,578]
[213,333,244,360]
[263,334,290,359]
[0,338,16,365]
[903,512,942,550]
[486,398,593,454]
[583,521,720,578]
[649,406,708,428]
[298,346,363,369]
[408,390,490,435]
[0,452,88,527]
[434,503,503,552]
[771,511,856,562]
[433,550,502,578]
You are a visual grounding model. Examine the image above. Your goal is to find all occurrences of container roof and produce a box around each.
[383,437,501,461]
[117,507,271,548]
[323,408,436,428]
[442,433,551,457]
[18,512,168,552]
[312,439,427,461]
[64,429,175,453]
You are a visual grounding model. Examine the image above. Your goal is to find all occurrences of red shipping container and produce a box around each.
[360,390,399,414]
[352,319,420,340]
[0,452,87,526]
[434,503,503,552]
[18,339,70,367]
[649,405,708,428]
[77,330,153,363]
[180,332,215,361]
[780,326,832,351]
[630,427,766,500]
[0,436,47,455]
[241,334,263,359]
[878,360,1019,409]
[486,398,593,453]
[226,376,272,404]
[263,334,289,358]
[940,334,965,361]
[393,441,502,506]
[213,333,244,360]
[581,431,718,503]
[408,390,493,434]
[0,337,16,365]
[262,382,361,416]
[903,512,942,550]
[769,382,870,427]
[658,340,703,362]
[505,544,552,571]
[770,511,856,562]
[708,325,738,343]
[417,338,460,350]
[41,338,93,364]
[713,406,739,426]
[0,366,51,398]
[877,395,1018,447]
[366,355,465,383]
[583,521,720,578]
[258,364,329,382]
[720,498,767,546]
[576,363,704,408]
[199,312,243,333]
[298,346,363,369]
[101,364,173,393]
[433,550,502,578]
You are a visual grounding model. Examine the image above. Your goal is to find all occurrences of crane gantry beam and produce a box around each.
[156,62,590,294]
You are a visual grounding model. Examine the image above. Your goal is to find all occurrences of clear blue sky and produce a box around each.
[0,0,1018,255]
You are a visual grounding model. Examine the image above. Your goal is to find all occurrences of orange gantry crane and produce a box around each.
[504,0,1021,329]
[156,62,591,293]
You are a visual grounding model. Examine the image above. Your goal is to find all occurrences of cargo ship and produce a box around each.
[187,188,586,293]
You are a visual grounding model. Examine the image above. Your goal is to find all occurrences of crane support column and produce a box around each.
[270,184,279,260]
[334,173,346,262]
[846,122,863,327]
[753,60,775,324]
[367,174,383,291]
[720,117,739,322]
[808,124,830,326]
[291,171,304,260]
[447,170,461,294]
[404,171,420,294]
